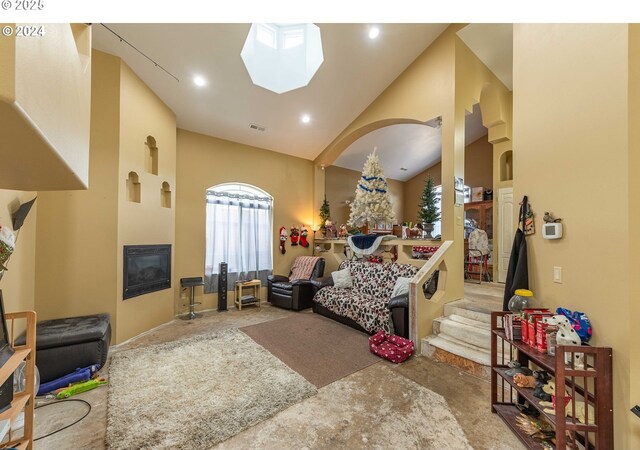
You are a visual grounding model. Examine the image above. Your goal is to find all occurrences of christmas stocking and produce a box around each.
[279,227,288,254]
[300,227,309,248]
[290,226,300,246]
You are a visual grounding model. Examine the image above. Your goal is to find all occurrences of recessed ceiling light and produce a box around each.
[368,26,380,40]
[193,75,207,87]
[301,114,311,124]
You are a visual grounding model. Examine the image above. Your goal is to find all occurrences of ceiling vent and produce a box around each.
[249,123,266,132]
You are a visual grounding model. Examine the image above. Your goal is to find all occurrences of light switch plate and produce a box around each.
[553,266,562,283]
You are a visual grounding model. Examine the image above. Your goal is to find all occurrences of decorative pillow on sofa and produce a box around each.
[331,268,353,289]
[391,277,411,298]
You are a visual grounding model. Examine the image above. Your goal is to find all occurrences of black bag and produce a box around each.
[503,196,530,310]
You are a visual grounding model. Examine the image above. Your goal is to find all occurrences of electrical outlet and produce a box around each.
[553,266,562,283]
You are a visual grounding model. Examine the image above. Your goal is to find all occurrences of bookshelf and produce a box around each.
[0,311,35,450]
[491,311,613,449]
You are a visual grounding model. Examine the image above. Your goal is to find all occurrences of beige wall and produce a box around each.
[402,134,492,225]
[35,50,176,344]
[513,24,634,447]
[0,24,91,190]
[0,190,37,316]
[35,50,120,329]
[629,23,640,447]
[175,129,314,313]
[115,62,176,343]
[325,165,404,227]
[403,163,442,226]
[464,135,493,189]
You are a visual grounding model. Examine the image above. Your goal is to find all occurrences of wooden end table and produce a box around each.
[235,279,261,310]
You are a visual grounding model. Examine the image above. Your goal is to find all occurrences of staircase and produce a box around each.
[422,288,503,380]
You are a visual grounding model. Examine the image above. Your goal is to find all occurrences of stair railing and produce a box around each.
[408,240,454,348]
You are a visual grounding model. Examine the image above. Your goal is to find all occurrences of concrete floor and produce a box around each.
[33,304,524,450]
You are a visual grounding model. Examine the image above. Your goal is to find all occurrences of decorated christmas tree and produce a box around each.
[418,174,440,224]
[348,148,395,227]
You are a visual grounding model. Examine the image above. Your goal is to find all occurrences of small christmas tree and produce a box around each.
[418,174,440,224]
[319,196,331,230]
[348,149,395,227]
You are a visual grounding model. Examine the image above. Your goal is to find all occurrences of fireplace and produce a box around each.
[123,245,171,300]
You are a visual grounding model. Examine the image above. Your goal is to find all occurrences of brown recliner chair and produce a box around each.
[267,257,325,311]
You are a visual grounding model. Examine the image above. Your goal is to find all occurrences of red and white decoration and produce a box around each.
[279,227,288,254]
[369,330,414,364]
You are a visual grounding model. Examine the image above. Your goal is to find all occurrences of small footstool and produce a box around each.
[17,313,111,383]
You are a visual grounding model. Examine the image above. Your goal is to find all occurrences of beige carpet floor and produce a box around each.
[241,313,380,387]
[106,328,316,450]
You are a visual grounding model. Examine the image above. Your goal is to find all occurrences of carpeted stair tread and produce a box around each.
[447,314,490,330]
[433,317,491,350]
[443,300,493,324]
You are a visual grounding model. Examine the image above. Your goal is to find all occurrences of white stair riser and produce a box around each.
[422,336,491,366]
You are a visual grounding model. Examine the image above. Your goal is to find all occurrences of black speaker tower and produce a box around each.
[218,262,228,311]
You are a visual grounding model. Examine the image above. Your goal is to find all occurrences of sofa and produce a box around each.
[311,260,419,338]
[267,257,325,311]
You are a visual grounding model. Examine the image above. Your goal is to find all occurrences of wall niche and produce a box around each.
[161,182,172,208]
[500,150,513,182]
[127,171,141,203]
[145,135,159,175]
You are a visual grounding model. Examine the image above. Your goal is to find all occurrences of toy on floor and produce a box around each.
[37,365,101,396]
[55,378,107,399]
[538,380,595,424]
[543,315,584,369]
[513,373,536,388]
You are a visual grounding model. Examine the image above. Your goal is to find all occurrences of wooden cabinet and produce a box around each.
[0,310,36,450]
[464,200,493,240]
[491,312,613,449]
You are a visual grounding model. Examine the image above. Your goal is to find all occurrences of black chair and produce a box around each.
[267,257,325,310]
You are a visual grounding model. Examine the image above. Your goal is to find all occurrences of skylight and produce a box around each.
[241,23,324,94]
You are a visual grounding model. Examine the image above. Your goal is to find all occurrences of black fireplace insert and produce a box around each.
[123,244,171,300]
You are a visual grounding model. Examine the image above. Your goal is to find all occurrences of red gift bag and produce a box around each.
[368,330,414,363]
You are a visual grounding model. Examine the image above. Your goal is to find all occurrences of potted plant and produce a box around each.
[418,174,440,239]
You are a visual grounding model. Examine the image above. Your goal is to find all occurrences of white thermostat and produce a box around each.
[542,223,563,239]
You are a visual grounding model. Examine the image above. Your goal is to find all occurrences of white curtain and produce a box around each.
[204,189,273,293]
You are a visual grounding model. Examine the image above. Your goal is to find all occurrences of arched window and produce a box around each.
[204,183,273,293]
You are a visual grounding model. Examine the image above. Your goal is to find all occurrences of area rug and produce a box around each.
[217,363,473,449]
[106,328,317,450]
[240,313,380,388]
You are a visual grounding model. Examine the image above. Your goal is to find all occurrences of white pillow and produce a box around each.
[331,268,353,289]
[391,277,412,298]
